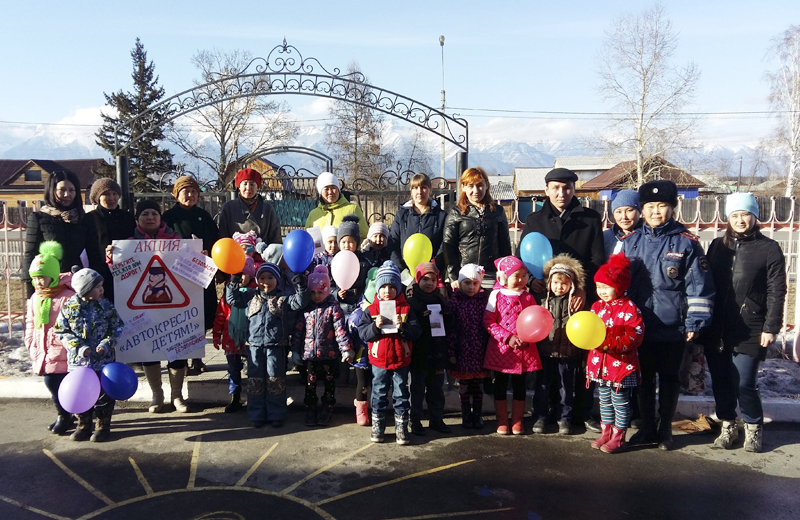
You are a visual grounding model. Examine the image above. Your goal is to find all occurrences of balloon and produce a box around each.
[58,367,101,414]
[516,305,554,343]
[283,229,315,273]
[565,311,607,350]
[402,233,433,272]
[519,232,553,280]
[331,250,360,290]
[100,362,139,401]
[212,238,246,275]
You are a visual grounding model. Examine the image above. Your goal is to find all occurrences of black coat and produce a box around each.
[442,203,511,284]
[217,196,281,245]
[388,200,447,272]
[704,230,786,360]
[518,198,605,304]
[87,206,136,301]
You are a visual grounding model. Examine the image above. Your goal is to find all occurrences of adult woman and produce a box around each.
[24,171,104,298]
[162,176,220,374]
[603,189,641,258]
[703,193,785,453]
[86,178,136,301]
[305,171,368,239]
[442,167,511,289]
[218,168,281,245]
[388,173,447,277]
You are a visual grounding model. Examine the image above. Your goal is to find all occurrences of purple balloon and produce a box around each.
[100,362,139,401]
[58,367,101,414]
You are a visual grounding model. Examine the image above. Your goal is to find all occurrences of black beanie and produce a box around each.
[135,199,162,218]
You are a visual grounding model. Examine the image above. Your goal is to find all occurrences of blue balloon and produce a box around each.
[100,362,139,401]
[519,232,553,280]
[283,229,315,273]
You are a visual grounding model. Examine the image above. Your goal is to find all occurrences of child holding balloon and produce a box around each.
[336,214,368,317]
[588,253,644,454]
[346,267,379,426]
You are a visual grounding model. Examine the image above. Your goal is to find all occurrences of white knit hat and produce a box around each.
[368,222,389,239]
[458,263,485,284]
[321,225,338,241]
[316,172,339,195]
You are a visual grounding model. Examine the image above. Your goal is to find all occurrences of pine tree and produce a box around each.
[95,38,174,188]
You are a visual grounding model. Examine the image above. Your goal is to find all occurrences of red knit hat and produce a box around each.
[594,253,631,295]
[235,168,262,188]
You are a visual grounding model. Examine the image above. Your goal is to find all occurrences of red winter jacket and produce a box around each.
[588,297,644,385]
[356,293,422,370]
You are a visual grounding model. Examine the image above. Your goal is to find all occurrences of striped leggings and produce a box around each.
[458,378,483,406]
[598,385,632,429]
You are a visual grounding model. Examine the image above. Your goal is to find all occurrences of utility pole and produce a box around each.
[439,35,446,179]
[737,156,743,192]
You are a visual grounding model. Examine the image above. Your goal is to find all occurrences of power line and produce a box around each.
[447,106,795,117]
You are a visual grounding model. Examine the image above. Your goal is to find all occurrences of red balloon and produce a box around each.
[516,305,553,343]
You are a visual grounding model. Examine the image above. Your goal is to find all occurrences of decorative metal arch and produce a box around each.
[114,38,468,155]
[260,146,333,173]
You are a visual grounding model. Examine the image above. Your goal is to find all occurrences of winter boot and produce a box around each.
[305,406,318,427]
[317,404,334,426]
[495,399,509,435]
[144,364,165,413]
[370,414,385,443]
[712,420,739,450]
[657,420,674,451]
[600,427,628,454]
[51,413,74,436]
[169,367,188,413]
[429,418,451,433]
[410,418,425,436]
[511,400,526,435]
[744,423,763,453]
[225,393,242,413]
[354,399,370,426]
[472,402,484,429]
[70,413,93,442]
[591,423,614,450]
[90,414,111,443]
[461,403,473,429]
[395,413,411,445]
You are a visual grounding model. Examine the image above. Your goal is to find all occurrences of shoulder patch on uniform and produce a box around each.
[698,256,709,272]
[680,231,699,241]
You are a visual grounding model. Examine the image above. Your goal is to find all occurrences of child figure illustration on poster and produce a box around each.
[142,267,173,304]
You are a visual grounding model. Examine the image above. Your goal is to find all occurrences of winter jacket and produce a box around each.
[131,222,180,241]
[622,219,715,342]
[218,195,282,245]
[347,299,372,369]
[518,198,605,304]
[305,194,368,239]
[226,273,309,347]
[87,206,136,301]
[537,294,582,360]
[24,273,75,375]
[603,222,641,259]
[407,285,452,371]
[448,289,491,376]
[356,293,422,370]
[54,295,124,369]
[336,250,368,315]
[360,243,390,270]
[389,199,448,271]
[442,203,512,285]
[482,289,542,374]
[24,210,104,298]
[293,295,352,361]
[588,297,644,385]
[703,230,786,360]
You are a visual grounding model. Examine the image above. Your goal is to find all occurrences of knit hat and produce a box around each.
[494,256,526,287]
[255,262,282,288]
[135,199,162,219]
[233,231,262,253]
[89,178,122,205]
[71,267,104,299]
[545,168,578,184]
[368,222,389,240]
[316,172,339,195]
[172,176,201,198]
[458,263,485,284]
[594,253,632,295]
[364,267,379,304]
[639,180,678,207]
[375,260,402,294]
[725,192,759,219]
[337,214,361,244]
[30,241,63,287]
[611,189,640,212]
[241,256,256,278]
[235,168,262,188]
[414,262,439,283]
[321,225,338,242]
[308,265,331,297]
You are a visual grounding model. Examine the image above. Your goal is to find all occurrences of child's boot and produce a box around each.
[395,413,411,445]
[70,412,93,442]
[169,367,188,413]
[472,402,484,429]
[511,400,526,435]
[591,423,614,449]
[90,413,111,443]
[317,404,334,426]
[225,393,242,413]
[305,405,318,427]
[494,399,509,435]
[600,427,628,454]
[370,414,385,443]
[354,399,370,426]
[461,403,473,429]
[50,408,74,436]
[143,364,165,413]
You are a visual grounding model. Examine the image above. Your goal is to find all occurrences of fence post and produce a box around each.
[2,202,11,337]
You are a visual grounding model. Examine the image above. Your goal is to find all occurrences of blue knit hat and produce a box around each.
[725,192,759,219]
[375,260,401,294]
[611,189,640,212]
[255,262,283,289]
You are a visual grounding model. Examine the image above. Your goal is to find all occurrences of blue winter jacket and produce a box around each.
[388,199,447,271]
[621,219,714,342]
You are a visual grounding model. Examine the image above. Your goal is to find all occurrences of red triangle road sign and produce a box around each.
[127,255,190,310]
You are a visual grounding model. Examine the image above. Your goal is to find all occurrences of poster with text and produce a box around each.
[111,238,207,363]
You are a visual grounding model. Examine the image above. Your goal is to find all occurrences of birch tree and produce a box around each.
[766,25,800,197]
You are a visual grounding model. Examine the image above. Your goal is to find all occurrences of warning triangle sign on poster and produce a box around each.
[127,254,190,310]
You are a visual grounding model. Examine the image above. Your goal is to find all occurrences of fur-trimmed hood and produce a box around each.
[543,254,586,293]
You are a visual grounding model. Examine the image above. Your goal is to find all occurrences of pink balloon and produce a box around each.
[331,250,360,290]
[516,305,554,343]
[58,366,101,414]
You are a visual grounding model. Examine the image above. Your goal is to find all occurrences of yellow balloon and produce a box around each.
[565,311,607,350]
[402,233,433,272]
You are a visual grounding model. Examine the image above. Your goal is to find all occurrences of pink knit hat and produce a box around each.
[494,255,525,287]
[241,256,256,278]
[308,265,331,297]
[233,231,260,249]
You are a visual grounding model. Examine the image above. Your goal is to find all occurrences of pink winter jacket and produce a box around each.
[482,288,542,374]
[24,273,75,375]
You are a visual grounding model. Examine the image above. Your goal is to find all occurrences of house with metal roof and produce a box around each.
[553,155,637,187]
[579,157,705,200]
[0,159,106,205]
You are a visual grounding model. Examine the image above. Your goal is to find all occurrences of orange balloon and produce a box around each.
[212,238,246,274]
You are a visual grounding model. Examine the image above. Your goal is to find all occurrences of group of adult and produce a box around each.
[23,165,785,453]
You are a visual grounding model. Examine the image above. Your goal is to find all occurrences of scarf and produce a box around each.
[33,284,68,329]
[40,204,82,224]
[240,194,259,213]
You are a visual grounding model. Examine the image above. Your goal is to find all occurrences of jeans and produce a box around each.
[226,354,244,396]
[371,365,410,420]
[246,345,287,423]
[705,346,738,421]
[533,358,578,422]
[410,367,446,423]
[733,353,763,425]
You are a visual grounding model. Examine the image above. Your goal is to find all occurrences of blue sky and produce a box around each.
[0,0,795,149]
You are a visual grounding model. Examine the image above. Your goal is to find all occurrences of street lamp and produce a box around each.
[439,35,445,180]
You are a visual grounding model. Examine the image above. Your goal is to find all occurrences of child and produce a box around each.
[336,214,368,316]
[361,222,390,269]
[448,264,491,429]
[227,262,309,428]
[407,262,452,435]
[357,261,422,444]
[54,267,124,442]
[24,242,76,435]
[213,256,256,413]
[346,267,379,426]
[483,256,542,435]
[313,225,339,268]
[532,254,586,435]
[233,230,264,263]
[588,253,644,454]
[293,265,354,426]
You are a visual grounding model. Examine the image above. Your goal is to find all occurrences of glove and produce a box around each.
[255,242,268,256]
[291,351,303,367]
[342,350,356,364]
[78,346,91,359]
[230,273,243,286]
